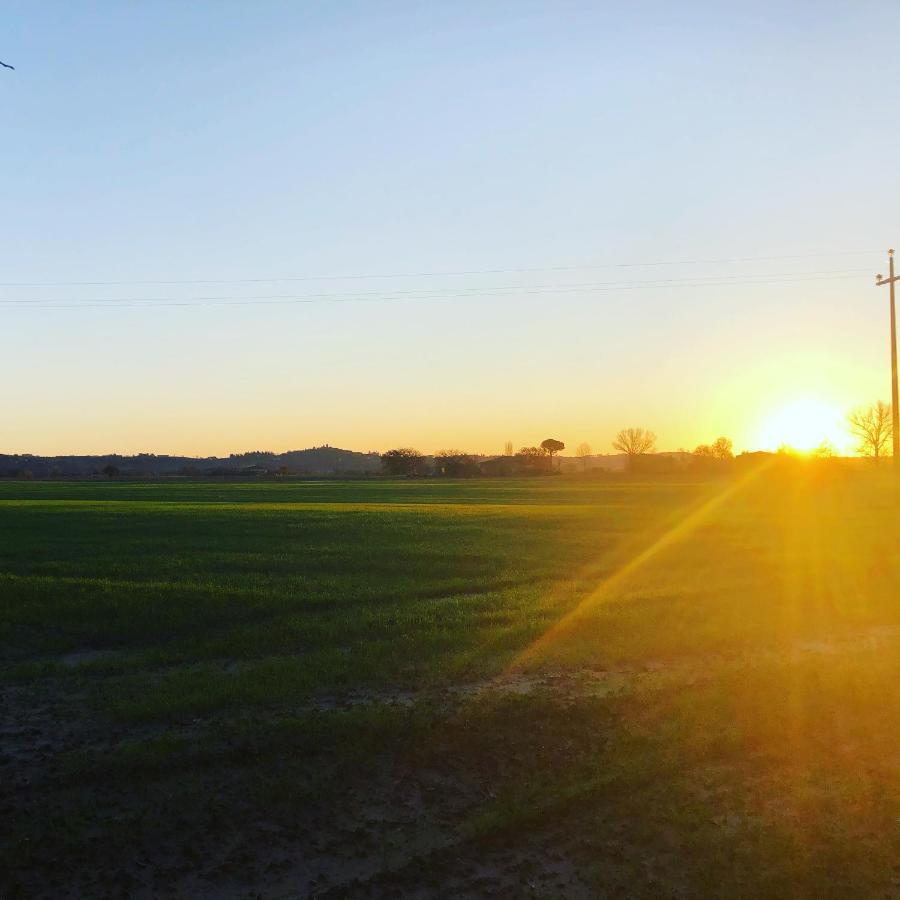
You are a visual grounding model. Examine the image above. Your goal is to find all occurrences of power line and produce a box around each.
[0,250,880,287]
[1,271,868,309]
[1,272,867,307]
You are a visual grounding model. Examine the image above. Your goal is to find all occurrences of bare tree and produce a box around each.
[503,440,514,457]
[575,442,592,470]
[613,428,656,457]
[695,437,733,460]
[847,402,892,462]
[711,437,733,459]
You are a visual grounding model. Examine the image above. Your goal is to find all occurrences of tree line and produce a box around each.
[380,400,896,479]
[382,428,676,477]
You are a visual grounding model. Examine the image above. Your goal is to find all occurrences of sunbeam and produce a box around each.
[506,460,775,674]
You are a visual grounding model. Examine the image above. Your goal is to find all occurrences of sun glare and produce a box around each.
[756,398,847,453]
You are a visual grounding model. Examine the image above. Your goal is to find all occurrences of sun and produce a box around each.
[756,397,847,453]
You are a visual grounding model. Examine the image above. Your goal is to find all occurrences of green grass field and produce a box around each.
[2,473,899,897]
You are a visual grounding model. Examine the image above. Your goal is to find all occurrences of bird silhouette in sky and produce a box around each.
[1,60,14,70]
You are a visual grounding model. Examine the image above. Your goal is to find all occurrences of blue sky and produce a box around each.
[2,1,898,455]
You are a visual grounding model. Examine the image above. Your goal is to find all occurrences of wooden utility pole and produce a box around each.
[876,249,900,467]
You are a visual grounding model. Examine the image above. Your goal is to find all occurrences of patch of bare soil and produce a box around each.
[3,626,897,898]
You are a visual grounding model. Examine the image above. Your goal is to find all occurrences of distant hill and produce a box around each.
[0,446,382,478]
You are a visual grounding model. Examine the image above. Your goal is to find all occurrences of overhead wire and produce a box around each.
[0,270,871,309]
[0,249,881,288]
